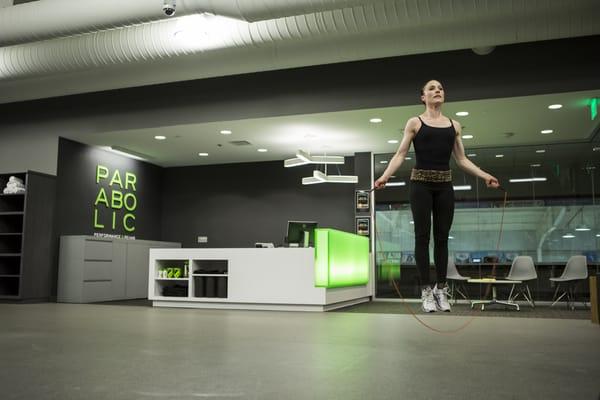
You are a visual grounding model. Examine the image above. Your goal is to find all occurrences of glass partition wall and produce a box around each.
[374,141,600,301]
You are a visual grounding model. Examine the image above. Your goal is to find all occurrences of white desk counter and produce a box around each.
[148,247,372,312]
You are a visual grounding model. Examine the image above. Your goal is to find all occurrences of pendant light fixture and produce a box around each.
[575,203,591,231]
[284,150,344,168]
[285,149,358,185]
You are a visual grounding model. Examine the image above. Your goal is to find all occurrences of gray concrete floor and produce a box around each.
[0,302,598,400]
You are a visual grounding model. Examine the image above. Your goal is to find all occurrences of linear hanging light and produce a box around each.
[509,177,547,183]
[302,170,358,185]
[284,149,345,168]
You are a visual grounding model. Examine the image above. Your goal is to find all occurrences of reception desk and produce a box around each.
[148,229,372,312]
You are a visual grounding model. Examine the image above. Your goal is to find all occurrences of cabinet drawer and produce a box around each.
[83,261,112,281]
[84,240,113,261]
[82,281,112,303]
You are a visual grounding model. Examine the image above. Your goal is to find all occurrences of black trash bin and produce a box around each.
[205,276,217,297]
[194,276,205,297]
[217,277,228,298]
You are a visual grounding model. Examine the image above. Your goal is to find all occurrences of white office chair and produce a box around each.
[550,255,588,310]
[505,256,538,308]
[446,257,470,304]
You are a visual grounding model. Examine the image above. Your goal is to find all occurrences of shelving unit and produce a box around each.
[0,171,56,301]
[150,257,229,299]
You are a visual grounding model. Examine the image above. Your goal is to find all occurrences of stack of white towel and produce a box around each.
[3,176,26,194]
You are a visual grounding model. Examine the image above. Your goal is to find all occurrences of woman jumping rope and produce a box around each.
[374,79,500,313]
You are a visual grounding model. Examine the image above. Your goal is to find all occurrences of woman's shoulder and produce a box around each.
[449,118,461,133]
[406,116,422,134]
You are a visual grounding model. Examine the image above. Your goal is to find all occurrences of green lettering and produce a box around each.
[96,165,109,184]
[124,193,137,212]
[109,169,123,188]
[94,188,109,207]
[125,172,137,191]
[93,208,104,229]
[123,214,135,232]
[112,190,123,209]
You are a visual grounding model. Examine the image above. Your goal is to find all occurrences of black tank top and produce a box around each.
[412,117,456,170]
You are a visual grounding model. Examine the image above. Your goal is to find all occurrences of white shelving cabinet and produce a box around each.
[148,248,371,312]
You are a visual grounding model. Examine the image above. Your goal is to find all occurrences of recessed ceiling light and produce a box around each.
[387,139,399,144]
[405,157,412,160]
[462,135,474,139]
[380,160,388,164]
[257,148,268,152]
[541,129,553,134]
[548,104,562,110]
[495,154,504,158]
[562,233,575,239]
[468,153,477,157]
[448,235,454,239]
[593,147,600,152]
[596,233,600,237]
[370,118,382,123]
[531,163,542,167]
[198,152,209,157]
[154,135,166,140]
[536,149,546,153]
[220,130,232,135]
[455,111,469,116]
[409,220,414,224]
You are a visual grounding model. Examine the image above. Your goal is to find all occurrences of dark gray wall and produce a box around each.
[55,138,163,240]
[1,36,599,175]
[161,159,356,247]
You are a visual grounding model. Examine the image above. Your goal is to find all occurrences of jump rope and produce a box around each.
[365,185,509,334]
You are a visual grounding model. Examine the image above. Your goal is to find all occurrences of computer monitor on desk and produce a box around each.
[286,221,318,247]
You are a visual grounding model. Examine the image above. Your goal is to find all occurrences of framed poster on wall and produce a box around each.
[355,190,370,213]
[355,217,370,237]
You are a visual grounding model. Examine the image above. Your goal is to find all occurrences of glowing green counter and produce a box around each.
[314,228,370,288]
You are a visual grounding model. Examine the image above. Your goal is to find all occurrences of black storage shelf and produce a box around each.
[0,235,22,253]
[0,194,25,213]
[0,171,55,301]
[0,214,24,234]
[0,256,20,275]
[0,275,20,297]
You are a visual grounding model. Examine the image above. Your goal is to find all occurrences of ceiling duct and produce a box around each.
[0,0,384,46]
[0,0,599,104]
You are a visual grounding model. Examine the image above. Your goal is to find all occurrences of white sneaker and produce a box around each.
[433,284,451,312]
[421,286,436,313]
